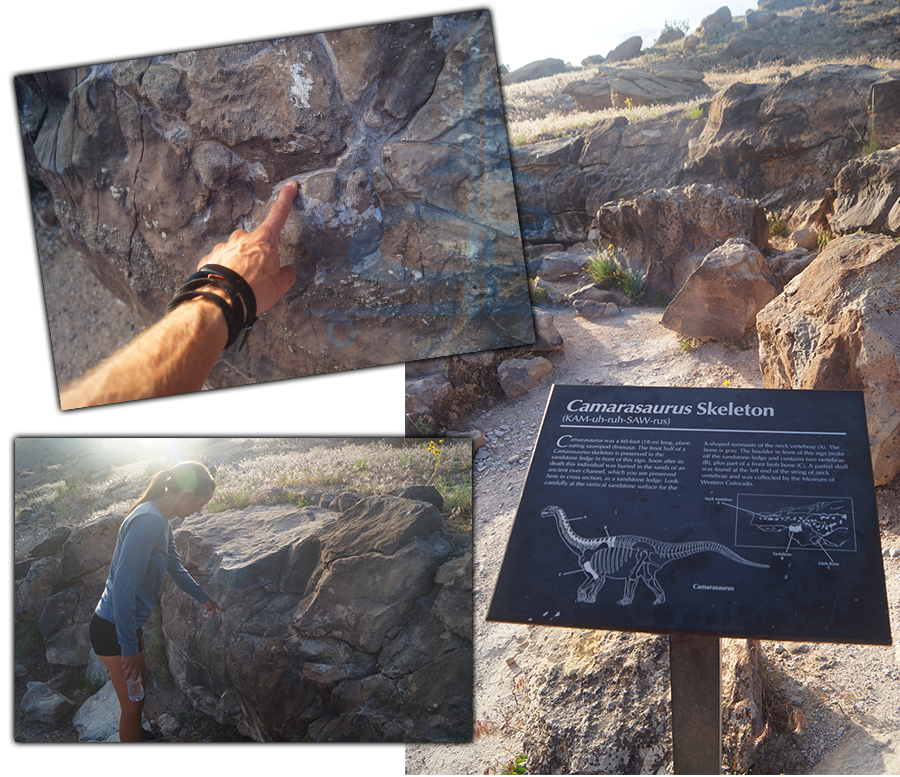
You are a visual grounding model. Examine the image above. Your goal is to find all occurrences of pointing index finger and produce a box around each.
[258,180,298,242]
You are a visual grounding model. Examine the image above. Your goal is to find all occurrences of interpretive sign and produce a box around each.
[488,385,891,645]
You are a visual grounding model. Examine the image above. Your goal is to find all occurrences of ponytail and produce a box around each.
[130,460,215,513]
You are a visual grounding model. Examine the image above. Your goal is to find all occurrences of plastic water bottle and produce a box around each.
[126,677,144,702]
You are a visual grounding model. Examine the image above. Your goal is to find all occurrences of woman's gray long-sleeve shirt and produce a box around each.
[94,501,209,656]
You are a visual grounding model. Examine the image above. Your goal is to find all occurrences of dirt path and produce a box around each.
[406,304,900,774]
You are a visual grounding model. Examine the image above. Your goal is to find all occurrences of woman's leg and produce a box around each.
[98,651,147,742]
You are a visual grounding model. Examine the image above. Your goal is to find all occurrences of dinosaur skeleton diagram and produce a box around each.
[544,505,769,606]
[734,496,856,563]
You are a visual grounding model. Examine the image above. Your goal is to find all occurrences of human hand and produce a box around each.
[197,181,300,314]
[204,598,226,618]
[121,653,142,682]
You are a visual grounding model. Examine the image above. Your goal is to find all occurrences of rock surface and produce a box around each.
[563,64,708,111]
[829,145,900,236]
[595,184,767,297]
[161,496,472,741]
[757,233,900,485]
[512,65,900,245]
[661,237,779,341]
[16,11,533,389]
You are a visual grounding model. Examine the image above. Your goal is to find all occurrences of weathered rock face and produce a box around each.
[20,514,122,666]
[521,630,672,774]
[512,65,900,246]
[502,58,568,85]
[595,184,767,297]
[563,64,708,111]
[661,238,779,341]
[684,64,898,225]
[512,113,704,243]
[161,496,472,741]
[757,234,900,485]
[829,145,900,236]
[16,11,533,387]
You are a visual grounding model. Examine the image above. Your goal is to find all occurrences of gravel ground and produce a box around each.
[30,192,147,394]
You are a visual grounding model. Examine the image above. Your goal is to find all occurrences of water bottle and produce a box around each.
[126,677,144,702]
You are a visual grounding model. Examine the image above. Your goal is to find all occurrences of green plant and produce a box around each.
[584,248,645,304]
[353,458,369,472]
[649,291,671,308]
[661,19,690,35]
[767,212,787,238]
[502,753,528,775]
[528,277,549,304]
[410,415,440,438]
[686,104,704,119]
[817,230,833,251]
[679,337,698,354]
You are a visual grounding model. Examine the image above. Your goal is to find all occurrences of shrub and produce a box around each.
[584,248,645,304]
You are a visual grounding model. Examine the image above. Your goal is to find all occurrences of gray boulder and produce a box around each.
[21,681,76,724]
[661,238,780,341]
[161,496,471,741]
[16,12,533,388]
[606,36,642,63]
[503,58,568,85]
[497,356,553,399]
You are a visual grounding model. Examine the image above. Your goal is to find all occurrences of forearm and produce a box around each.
[60,296,228,410]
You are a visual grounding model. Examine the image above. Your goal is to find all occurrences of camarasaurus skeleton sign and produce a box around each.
[545,505,768,606]
[487,384,891,644]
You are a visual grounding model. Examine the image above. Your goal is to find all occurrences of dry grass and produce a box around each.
[503,56,900,146]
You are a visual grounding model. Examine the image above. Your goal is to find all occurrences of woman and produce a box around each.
[89,461,225,742]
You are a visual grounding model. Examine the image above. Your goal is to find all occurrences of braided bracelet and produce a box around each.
[166,265,258,351]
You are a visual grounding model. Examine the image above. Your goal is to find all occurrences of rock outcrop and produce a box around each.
[511,65,899,246]
[16,11,534,388]
[520,630,672,774]
[563,64,708,111]
[595,184,767,298]
[757,233,900,485]
[502,58,568,85]
[829,145,900,236]
[661,238,779,341]
[161,496,472,741]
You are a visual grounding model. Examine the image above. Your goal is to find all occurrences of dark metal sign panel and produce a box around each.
[487,385,892,645]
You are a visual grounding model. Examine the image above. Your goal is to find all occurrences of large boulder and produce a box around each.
[160,496,472,741]
[563,65,708,112]
[16,11,534,388]
[683,65,900,227]
[28,513,123,665]
[829,145,900,236]
[595,184,767,297]
[502,58,568,85]
[757,234,900,485]
[606,36,642,63]
[661,238,779,341]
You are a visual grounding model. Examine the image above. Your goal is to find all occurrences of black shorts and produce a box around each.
[89,614,144,657]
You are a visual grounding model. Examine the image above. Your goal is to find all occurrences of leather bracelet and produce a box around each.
[166,288,242,348]
[192,264,258,351]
